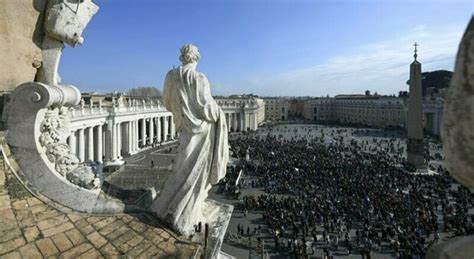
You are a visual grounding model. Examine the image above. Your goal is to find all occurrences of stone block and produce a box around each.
[105,225,130,241]
[41,222,74,237]
[18,243,42,258]
[0,251,21,259]
[51,233,73,252]
[0,195,11,211]
[11,200,28,210]
[92,217,115,230]
[97,220,123,236]
[65,228,86,245]
[22,226,41,242]
[99,243,121,257]
[36,238,59,257]
[86,231,107,249]
[75,248,103,259]
[67,214,83,223]
[0,228,22,243]
[37,215,69,231]
[0,208,18,231]
[60,243,94,258]
[26,197,43,207]
[0,236,26,255]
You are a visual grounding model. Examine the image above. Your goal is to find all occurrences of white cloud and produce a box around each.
[241,23,465,97]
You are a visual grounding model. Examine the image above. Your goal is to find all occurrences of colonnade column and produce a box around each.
[134,120,139,151]
[170,115,175,139]
[111,123,117,161]
[233,113,238,131]
[149,118,154,144]
[163,116,169,141]
[156,117,161,142]
[96,124,103,163]
[141,119,146,146]
[117,123,122,159]
[77,128,85,162]
[226,113,231,131]
[240,112,246,132]
[87,127,94,161]
[69,131,77,155]
[127,121,133,154]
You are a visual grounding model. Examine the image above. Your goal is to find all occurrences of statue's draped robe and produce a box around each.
[152,64,228,234]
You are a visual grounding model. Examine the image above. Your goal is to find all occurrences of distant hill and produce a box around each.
[421,70,453,96]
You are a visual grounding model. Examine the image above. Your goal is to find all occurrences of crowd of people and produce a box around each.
[225,125,473,258]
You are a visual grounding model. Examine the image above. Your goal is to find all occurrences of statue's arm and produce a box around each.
[197,73,220,123]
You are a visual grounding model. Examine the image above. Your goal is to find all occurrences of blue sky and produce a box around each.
[60,0,473,97]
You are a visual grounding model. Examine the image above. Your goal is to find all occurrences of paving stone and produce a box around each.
[0,251,21,259]
[51,233,73,252]
[18,215,36,228]
[0,195,11,211]
[37,215,69,231]
[18,243,42,258]
[126,234,144,247]
[156,240,177,255]
[74,218,89,229]
[97,220,124,237]
[60,243,94,258]
[136,244,162,258]
[22,226,41,242]
[35,238,59,257]
[0,227,22,243]
[0,237,26,255]
[86,231,108,249]
[99,243,121,257]
[92,217,116,230]
[120,215,134,224]
[0,208,18,231]
[110,230,135,248]
[65,228,86,245]
[30,204,48,215]
[41,222,74,238]
[35,209,61,221]
[86,217,102,224]
[67,214,83,223]
[127,240,152,257]
[13,208,32,221]
[117,242,131,254]
[11,200,28,210]
[26,197,42,206]
[75,248,104,259]
[105,225,130,241]
[78,224,95,236]
[129,221,147,233]
[0,169,5,186]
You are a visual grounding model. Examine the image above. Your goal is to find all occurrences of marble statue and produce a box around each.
[151,44,229,235]
[427,17,474,259]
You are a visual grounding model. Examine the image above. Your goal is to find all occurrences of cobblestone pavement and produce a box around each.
[0,153,200,258]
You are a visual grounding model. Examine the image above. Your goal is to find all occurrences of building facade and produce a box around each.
[303,94,406,128]
[215,95,265,131]
[263,98,290,121]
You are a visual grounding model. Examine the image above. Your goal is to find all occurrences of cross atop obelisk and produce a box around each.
[413,42,419,61]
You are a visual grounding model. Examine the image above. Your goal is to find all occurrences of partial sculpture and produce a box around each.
[151,44,229,235]
[427,17,474,259]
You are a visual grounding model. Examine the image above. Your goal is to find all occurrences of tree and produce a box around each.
[126,87,162,97]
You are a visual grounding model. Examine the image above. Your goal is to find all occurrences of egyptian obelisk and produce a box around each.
[407,43,425,169]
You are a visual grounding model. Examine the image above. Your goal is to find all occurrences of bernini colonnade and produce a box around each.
[66,95,264,164]
[67,97,175,164]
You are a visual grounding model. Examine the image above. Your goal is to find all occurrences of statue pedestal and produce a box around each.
[191,199,233,259]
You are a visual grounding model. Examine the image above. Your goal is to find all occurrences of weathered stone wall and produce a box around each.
[0,0,48,93]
